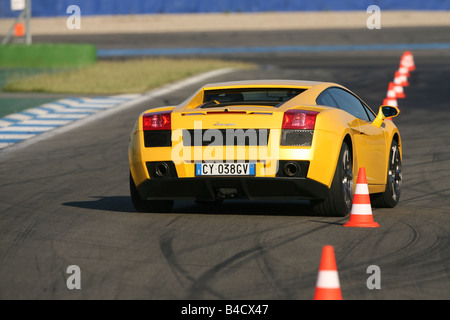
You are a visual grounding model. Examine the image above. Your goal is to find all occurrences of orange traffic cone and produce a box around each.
[343,167,380,228]
[400,51,415,72]
[314,245,342,300]
[398,66,410,77]
[391,81,405,99]
[394,71,409,87]
[383,82,398,107]
[386,82,397,99]
[383,97,397,107]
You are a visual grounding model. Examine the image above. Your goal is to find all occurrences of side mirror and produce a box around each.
[372,105,400,128]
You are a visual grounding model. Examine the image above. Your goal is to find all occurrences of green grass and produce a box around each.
[0,68,66,90]
[3,58,254,95]
[0,44,97,68]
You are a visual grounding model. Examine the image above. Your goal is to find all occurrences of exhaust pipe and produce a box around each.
[155,162,170,177]
[283,162,300,177]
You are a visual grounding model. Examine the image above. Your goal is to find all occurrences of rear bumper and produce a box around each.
[136,176,329,201]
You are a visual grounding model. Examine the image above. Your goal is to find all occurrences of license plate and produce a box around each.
[196,163,255,176]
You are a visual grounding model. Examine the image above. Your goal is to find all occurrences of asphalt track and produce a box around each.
[1,26,450,301]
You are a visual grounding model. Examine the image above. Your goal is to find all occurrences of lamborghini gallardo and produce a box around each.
[128,80,402,216]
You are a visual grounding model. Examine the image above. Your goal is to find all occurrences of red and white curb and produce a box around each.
[0,68,236,152]
[0,94,140,150]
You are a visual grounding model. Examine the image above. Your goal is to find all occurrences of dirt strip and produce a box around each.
[1,11,450,36]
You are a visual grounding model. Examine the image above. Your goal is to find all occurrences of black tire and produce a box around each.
[129,173,174,213]
[311,141,353,217]
[370,140,402,208]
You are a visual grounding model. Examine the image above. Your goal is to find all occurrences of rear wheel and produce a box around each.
[371,140,402,208]
[311,141,353,217]
[129,173,173,213]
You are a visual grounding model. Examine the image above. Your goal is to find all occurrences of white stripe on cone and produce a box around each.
[350,203,373,215]
[316,270,340,289]
[355,183,369,195]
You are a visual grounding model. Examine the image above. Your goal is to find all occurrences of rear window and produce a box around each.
[199,88,306,108]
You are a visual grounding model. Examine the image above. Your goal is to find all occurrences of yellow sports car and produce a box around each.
[128,80,401,216]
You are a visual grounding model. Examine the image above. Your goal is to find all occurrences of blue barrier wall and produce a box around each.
[1,0,450,18]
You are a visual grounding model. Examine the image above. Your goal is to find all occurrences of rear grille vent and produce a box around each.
[281,129,313,146]
[144,130,171,148]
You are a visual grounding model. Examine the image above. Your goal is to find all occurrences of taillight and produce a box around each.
[282,110,318,130]
[143,112,171,131]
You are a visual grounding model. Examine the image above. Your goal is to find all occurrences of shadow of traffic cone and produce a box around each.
[343,167,380,228]
[314,245,342,300]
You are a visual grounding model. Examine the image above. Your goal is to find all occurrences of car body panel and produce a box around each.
[128,80,401,201]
